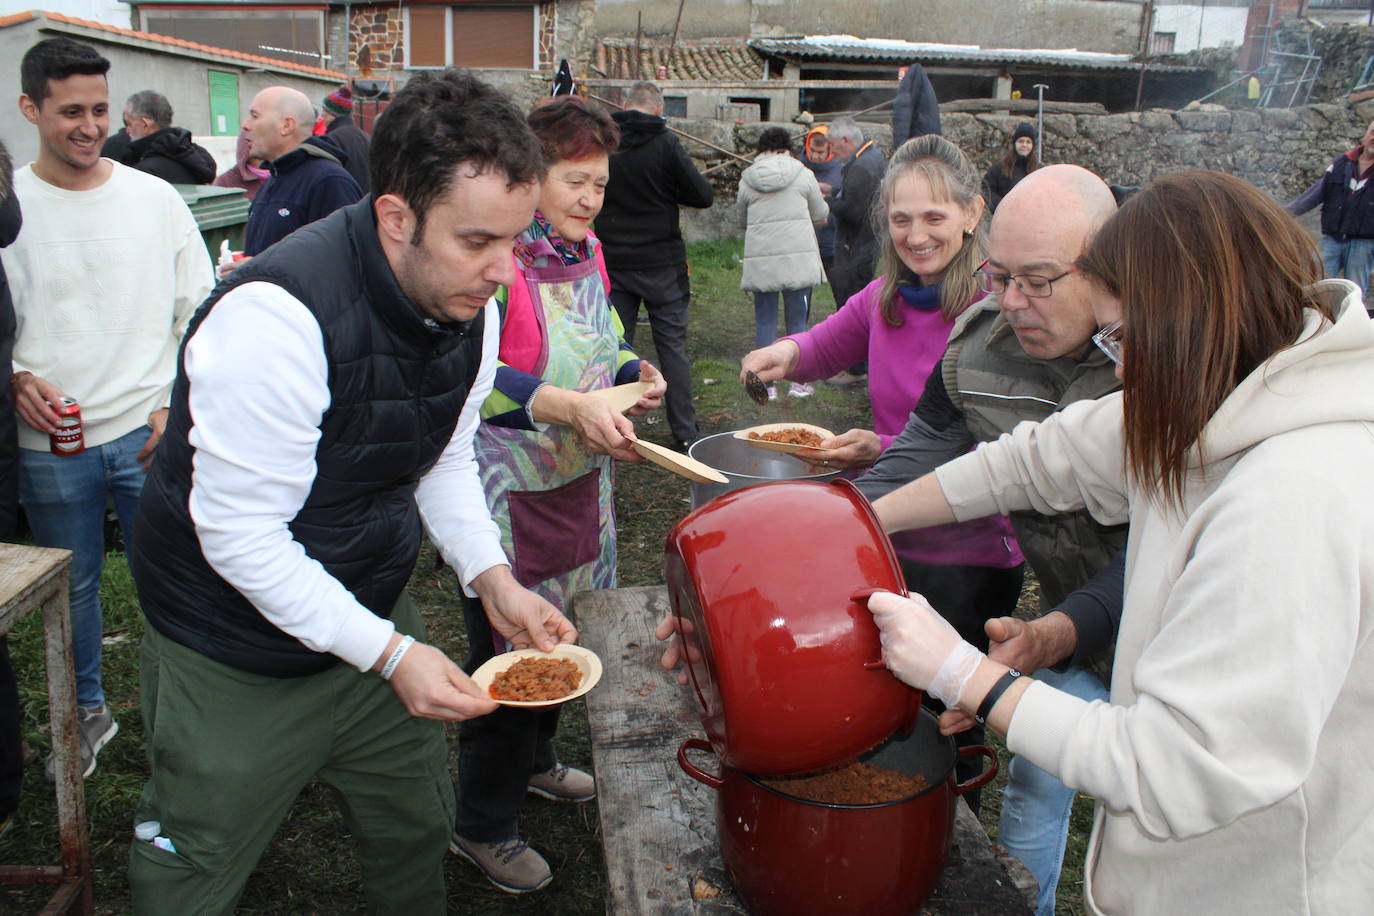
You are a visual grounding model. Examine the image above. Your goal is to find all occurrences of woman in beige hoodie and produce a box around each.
[867,170,1374,914]
[736,127,828,396]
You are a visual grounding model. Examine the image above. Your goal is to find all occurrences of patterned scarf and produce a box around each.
[514,212,591,268]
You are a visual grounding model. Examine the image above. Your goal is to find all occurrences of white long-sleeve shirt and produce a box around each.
[184,281,508,672]
[2,161,213,449]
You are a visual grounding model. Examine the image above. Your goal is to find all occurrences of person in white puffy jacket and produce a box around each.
[736,127,828,395]
[867,170,1374,915]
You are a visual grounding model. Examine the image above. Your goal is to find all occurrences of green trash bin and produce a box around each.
[175,184,250,259]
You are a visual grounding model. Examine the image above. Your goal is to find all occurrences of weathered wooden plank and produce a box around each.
[574,586,1032,916]
[938,98,1108,115]
[0,543,92,915]
[0,543,72,632]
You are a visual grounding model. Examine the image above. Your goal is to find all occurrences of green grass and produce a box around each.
[0,237,1088,914]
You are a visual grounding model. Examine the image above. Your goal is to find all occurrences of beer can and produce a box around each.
[50,397,85,457]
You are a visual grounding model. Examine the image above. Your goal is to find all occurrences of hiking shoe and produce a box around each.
[450,833,552,894]
[824,369,867,388]
[44,704,118,781]
[527,762,596,802]
[788,382,814,398]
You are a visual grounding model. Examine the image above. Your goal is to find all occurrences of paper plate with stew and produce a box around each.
[471,644,603,707]
[735,422,838,455]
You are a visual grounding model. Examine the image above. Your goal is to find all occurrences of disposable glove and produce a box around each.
[868,590,984,709]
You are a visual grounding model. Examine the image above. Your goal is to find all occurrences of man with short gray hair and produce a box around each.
[241,85,361,257]
[822,117,885,384]
[123,89,216,185]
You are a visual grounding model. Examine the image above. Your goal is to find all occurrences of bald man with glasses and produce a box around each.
[853,164,1127,916]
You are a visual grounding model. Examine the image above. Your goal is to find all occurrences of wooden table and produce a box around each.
[572,586,1033,915]
[0,542,93,915]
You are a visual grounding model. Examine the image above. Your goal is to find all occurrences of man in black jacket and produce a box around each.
[126,70,572,914]
[599,81,714,450]
[321,83,370,193]
[241,85,362,257]
[1286,119,1374,304]
[823,117,886,383]
[122,90,216,184]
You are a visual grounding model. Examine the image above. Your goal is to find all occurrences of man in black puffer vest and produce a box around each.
[1287,119,1374,305]
[127,70,572,915]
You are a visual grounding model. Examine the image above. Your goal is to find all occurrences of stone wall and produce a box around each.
[677,98,1374,242]
[348,6,405,75]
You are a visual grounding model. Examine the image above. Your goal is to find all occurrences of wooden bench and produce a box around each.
[572,585,1033,915]
[0,542,93,915]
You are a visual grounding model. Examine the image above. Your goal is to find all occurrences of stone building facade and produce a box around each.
[323,0,595,109]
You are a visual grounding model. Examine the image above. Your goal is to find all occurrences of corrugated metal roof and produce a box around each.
[749,35,1203,74]
[596,38,766,82]
[0,9,345,79]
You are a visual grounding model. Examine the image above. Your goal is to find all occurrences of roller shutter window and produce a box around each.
[453,6,534,69]
[408,6,448,68]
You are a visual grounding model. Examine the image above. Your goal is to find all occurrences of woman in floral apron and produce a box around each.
[451,96,666,894]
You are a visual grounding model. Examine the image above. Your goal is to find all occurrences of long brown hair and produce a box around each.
[1076,170,1326,508]
[999,124,1041,180]
[873,134,984,325]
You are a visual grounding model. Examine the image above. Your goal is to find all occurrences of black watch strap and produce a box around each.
[974,668,1023,725]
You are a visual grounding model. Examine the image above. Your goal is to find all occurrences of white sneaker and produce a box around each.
[766,384,778,401]
[788,382,814,398]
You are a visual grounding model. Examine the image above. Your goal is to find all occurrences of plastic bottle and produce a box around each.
[135,820,177,853]
[217,240,234,274]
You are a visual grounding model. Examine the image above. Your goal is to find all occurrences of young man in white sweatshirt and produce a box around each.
[1,37,213,778]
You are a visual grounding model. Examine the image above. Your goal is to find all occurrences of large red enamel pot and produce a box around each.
[664,479,923,775]
[678,709,998,916]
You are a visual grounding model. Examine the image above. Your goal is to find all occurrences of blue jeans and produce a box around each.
[1319,234,1374,299]
[18,426,150,708]
[753,288,811,349]
[998,663,1109,916]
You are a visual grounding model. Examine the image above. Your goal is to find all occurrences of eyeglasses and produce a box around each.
[1092,320,1124,366]
[973,267,1076,299]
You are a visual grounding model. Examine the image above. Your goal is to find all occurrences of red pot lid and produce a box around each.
[665,479,923,775]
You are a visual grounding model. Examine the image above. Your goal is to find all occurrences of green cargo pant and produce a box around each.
[128,593,455,915]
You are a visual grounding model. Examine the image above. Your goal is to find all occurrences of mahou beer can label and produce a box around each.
[50,397,85,456]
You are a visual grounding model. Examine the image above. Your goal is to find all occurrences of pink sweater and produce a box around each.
[786,277,1023,569]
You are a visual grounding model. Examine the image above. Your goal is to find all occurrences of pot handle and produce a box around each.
[952,744,1000,796]
[851,587,907,671]
[677,738,724,790]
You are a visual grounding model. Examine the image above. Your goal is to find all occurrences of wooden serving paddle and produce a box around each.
[586,380,654,413]
[630,439,729,484]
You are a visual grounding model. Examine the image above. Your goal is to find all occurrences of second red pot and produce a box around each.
[678,709,997,916]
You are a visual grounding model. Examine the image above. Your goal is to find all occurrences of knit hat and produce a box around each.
[323,84,353,116]
[1013,121,1036,142]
